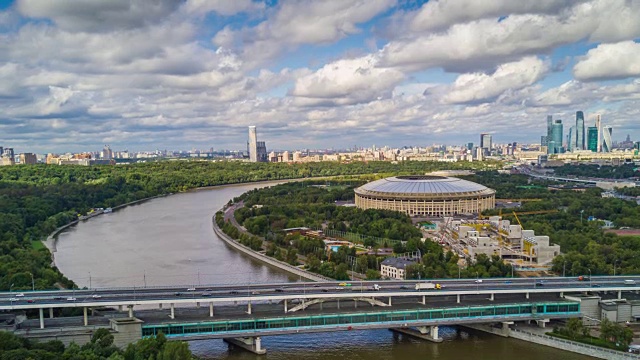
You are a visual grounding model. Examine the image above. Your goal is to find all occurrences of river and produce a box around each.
[54,182,590,359]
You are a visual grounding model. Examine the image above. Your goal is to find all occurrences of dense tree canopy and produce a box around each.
[0,160,496,291]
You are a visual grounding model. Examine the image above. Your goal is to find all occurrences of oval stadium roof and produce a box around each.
[355,176,493,196]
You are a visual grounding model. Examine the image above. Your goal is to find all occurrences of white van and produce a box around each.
[624,280,636,285]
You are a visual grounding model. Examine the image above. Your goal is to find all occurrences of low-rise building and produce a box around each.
[381,258,415,280]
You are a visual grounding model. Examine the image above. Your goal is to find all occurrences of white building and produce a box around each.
[380,258,416,280]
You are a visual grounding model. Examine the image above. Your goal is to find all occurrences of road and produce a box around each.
[1,276,638,310]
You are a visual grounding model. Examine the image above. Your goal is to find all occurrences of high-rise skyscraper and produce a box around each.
[575,111,585,150]
[248,126,258,162]
[595,114,602,153]
[587,127,598,152]
[480,133,492,155]
[546,115,553,146]
[602,126,613,153]
[568,126,576,152]
[548,119,563,154]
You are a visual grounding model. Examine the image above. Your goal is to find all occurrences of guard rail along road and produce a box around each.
[212,212,331,282]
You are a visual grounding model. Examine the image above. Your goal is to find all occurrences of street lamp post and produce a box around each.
[588,268,592,288]
[29,272,35,291]
[476,272,479,292]
[563,261,566,278]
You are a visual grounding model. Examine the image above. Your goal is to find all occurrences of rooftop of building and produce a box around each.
[355,176,494,196]
[381,257,416,269]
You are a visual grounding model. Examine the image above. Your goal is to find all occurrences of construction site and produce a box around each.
[426,209,561,271]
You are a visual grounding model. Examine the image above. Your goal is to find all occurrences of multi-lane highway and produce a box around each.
[1,276,639,310]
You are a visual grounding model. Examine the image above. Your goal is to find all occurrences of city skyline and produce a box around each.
[1,1,640,153]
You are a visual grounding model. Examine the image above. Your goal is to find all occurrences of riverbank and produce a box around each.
[212,209,331,282]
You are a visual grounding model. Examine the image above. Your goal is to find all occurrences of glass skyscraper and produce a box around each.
[587,126,598,152]
[575,111,585,150]
[602,126,613,153]
[548,119,563,154]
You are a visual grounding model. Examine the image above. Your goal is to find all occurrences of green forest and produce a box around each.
[218,180,513,280]
[0,330,192,360]
[0,160,496,291]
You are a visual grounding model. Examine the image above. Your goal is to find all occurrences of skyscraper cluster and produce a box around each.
[247,126,268,162]
[543,112,613,154]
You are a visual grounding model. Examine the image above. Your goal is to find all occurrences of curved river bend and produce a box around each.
[55,183,589,360]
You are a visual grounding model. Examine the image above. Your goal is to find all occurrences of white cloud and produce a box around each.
[214,0,395,68]
[290,55,405,106]
[16,0,182,32]
[183,0,264,16]
[443,57,550,104]
[379,0,640,72]
[409,0,583,32]
[573,41,640,81]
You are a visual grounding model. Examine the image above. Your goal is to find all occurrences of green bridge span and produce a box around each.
[142,301,580,339]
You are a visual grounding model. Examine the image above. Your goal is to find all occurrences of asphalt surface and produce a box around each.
[1,276,638,310]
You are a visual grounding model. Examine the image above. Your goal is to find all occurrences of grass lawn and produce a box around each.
[31,240,46,250]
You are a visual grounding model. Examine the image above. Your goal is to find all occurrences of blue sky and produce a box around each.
[1,0,640,153]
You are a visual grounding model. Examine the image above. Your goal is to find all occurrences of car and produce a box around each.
[27,299,35,303]
[175,292,182,296]
[536,281,545,286]
[275,288,284,292]
[54,296,65,300]
[475,279,483,283]
[321,289,329,292]
[92,294,102,299]
[338,282,352,287]
[313,285,320,288]
[202,292,212,297]
[187,287,196,291]
[15,293,24,297]
[251,291,260,295]
[66,297,76,301]
[9,298,19,302]
[592,284,601,288]
[505,280,513,284]
[230,290,239,294]
[205,288,212,292]
[400,285,409,289]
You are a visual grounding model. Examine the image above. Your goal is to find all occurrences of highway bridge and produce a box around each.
[2,276,639,354]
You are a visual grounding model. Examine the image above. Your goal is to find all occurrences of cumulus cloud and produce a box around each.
[379,0,640,72]
[443,57,549,104]
[16,0,183,32]
[290,55,405,106]
[214,0,395,68]
[408,0,584,32]
[183,0,263,16]
[573,41,640,81]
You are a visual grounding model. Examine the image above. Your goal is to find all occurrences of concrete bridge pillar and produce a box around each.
[128,306,134,319]
[284,299,288,313]
[388,297,392,306]
[83,307,88,326]
[559,292,563,298]
[209,302,214,317]
[618,290,622,300]
[354,299,358,308]
[457,294,460,304]
[421,295,426,305]
[430,326,439,340]
[537,319,550,328]
[337,299,340,309]
[49,308,54,319]
[247,302,252,315]
[525,292,529,300]
[118,305,123,311]
[417,326,428,334]
[196,302,200,308]
[39,308,44,329]
[159,303,163,309]
[170,303,175,319]
[223,337,266,355]
[490,293,494,301]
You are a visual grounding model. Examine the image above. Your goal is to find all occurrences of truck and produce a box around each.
[578,275,590,281]
[415,283,441,290]
[372,284,381,291]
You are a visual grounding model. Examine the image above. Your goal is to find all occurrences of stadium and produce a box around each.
[354,176,495,217]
